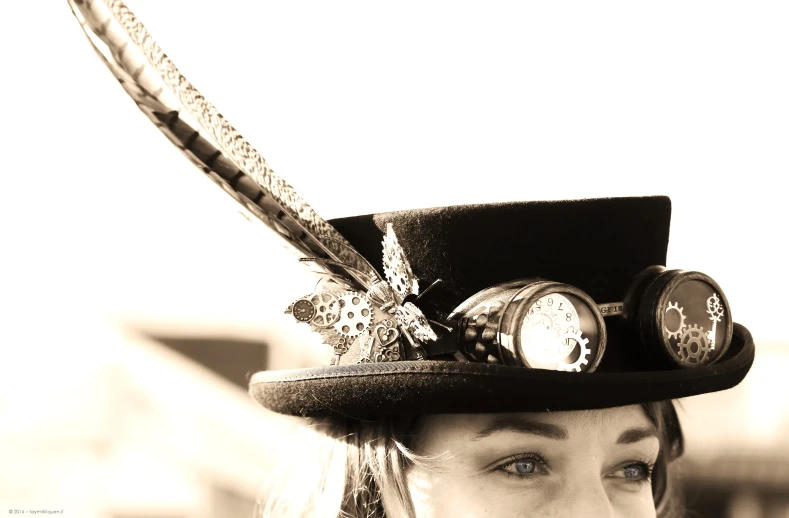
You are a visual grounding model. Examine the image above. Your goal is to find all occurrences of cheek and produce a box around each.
[406,465,549,518]
[607,487,658,518]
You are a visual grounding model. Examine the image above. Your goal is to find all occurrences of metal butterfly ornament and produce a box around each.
[286,224,438,365]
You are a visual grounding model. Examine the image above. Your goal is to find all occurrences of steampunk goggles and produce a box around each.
[447,265,732,372]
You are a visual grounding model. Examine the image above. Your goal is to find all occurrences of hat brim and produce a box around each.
[249,324,754,418]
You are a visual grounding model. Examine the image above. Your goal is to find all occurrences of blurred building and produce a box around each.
[0,317,311,518]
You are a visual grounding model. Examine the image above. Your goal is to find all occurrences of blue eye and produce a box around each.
[624,465,644,479]
[621,462,652,484]
[515,461,536,474]
[496,454,547,479]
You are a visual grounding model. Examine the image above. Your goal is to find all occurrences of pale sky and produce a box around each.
[2,0,787,349]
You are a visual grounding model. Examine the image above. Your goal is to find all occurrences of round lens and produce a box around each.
[657,275,732,366]
[519,293,581,364]
[515,290,602,372]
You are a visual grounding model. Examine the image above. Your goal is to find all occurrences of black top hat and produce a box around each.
[250,196,754,418]
[68,1,754,421]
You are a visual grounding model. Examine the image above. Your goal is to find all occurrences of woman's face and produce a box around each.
[406,405,660,518]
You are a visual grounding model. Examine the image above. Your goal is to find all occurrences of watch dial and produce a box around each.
[520,294,582,364]
[292,298,317,322]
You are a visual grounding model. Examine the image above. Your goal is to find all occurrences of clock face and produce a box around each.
[520,293,582,364]
[292,298,317,322]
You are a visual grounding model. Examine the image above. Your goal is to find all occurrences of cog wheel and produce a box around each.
[677,324,711,365]
[308,291,340,328]
[333,292,374,338]
[556,331,591,373]
[664,301,687,340]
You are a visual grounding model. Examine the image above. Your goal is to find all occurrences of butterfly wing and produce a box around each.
[382,223,420,304]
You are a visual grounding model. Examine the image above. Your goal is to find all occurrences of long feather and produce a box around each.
[67,0,379,289]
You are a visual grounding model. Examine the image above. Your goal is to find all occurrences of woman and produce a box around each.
[67,2,755,517]
[250,197,754,518]
[262,402,684,517]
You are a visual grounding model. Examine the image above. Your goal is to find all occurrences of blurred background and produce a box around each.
[1,1,788,516]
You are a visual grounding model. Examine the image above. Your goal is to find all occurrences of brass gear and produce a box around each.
[333,292,374,338]
[556,331,591,373]
[664,301,687,340]
[307,291,340,328]
[677,324,711,365]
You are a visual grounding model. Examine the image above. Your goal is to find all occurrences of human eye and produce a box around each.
[608,460,654,486]
[492,453,549,480]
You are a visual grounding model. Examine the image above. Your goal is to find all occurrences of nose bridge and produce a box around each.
[556,475,615,518]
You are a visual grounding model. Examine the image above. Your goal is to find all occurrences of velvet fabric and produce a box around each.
[330,196,671,308]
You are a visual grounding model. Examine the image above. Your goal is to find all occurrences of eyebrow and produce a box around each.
[471,420,659,444]
[472,417,569,441]
[617,427,659,445]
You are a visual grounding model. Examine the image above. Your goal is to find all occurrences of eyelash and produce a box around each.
[494,452,550,480]
[493,455,655,486]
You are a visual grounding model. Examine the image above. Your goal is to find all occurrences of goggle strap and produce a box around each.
[598,302,625,317]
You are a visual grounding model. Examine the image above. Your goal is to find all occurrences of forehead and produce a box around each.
[417,405,654,440]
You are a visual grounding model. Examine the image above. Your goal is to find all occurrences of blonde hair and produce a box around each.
[259,401,684,518]
[259,417,420,518]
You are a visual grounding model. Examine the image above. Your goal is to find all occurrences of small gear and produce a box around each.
[333,292,374,338]
[556,331,591,373]
[309,291,341,328]
[664,301,687,340]
[677,324,711,365]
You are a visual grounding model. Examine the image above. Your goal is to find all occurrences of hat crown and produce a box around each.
[330,196,672,309]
